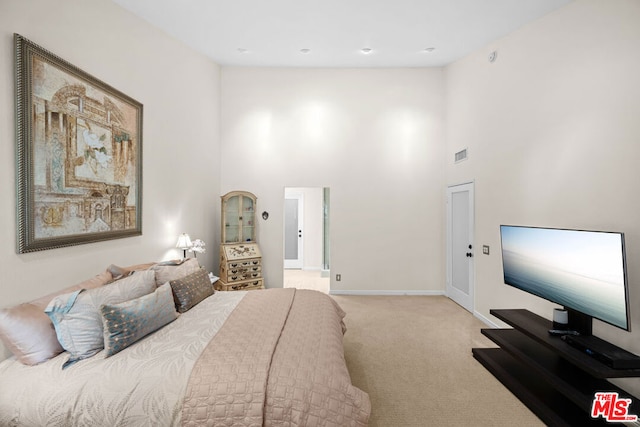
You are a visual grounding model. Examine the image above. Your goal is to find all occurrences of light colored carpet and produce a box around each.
[283,269,329,294]
[332,295,544,427]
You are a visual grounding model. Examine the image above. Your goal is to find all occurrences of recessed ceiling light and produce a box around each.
[300,48,311,54]
[423,47,436,53]
[361,48,373,54]
[237,48,249,54]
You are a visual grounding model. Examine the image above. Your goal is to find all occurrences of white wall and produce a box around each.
[444,0,640,395]
[0,0,221,358]
[221,67,445,293]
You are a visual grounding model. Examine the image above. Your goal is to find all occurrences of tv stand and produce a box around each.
[561,334,640,370]
[473,309,640,426]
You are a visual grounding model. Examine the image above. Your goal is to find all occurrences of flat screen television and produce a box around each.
[499,225,630,335]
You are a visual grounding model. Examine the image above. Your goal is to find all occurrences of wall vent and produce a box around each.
[455,148,468,163]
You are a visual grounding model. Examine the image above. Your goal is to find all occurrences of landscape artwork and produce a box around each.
[15,34,143,253]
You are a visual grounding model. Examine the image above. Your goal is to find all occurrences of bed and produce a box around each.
[0,263,370,426]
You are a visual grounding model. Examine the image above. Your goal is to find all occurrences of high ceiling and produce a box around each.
[111,0,572,68]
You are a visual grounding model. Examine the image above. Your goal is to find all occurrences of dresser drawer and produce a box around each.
[215,278,263,292]
[228,259,261,269]
[227,270,262,282]
[220,263,260,281]
[228,265,261,275]
[230,279,263,291]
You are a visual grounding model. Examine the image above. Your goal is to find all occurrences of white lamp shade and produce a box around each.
[176,233,192,249]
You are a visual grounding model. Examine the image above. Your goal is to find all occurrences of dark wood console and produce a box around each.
[473,309,640,426]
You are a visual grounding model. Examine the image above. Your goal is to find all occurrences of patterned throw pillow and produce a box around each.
[101,283,178,357]
[169,268,214,313]
[45,270,156,368]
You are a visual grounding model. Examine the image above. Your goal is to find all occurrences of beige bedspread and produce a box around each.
[182,288,370,426]
[0,289,369,426]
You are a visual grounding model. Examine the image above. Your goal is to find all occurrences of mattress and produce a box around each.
[0,289,370,426]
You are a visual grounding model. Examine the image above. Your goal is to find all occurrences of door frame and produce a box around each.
[446,181,475,312]
[284,190,304,269]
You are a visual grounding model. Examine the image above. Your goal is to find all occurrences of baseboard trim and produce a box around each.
[474,311,500,328]
[329,290,445,296]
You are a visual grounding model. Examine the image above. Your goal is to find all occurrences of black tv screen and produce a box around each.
[500,225,630,331]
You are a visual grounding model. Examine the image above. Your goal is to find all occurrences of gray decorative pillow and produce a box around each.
[101,283,178,357]
[169,268,214,313]
[151,258,200,287]
[45,269,156,368]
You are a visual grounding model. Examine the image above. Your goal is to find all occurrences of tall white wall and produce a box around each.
[445,0,640,394]
[221,67,445,293]
[0,0,221,358]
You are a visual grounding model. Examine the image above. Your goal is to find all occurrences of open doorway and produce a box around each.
[283,187,330,293]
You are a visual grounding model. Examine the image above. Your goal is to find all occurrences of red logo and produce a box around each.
[591,392,637,422]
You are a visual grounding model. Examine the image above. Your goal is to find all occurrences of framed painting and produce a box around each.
[15,34,143,253]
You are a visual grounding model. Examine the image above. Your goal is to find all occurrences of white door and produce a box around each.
[446,182,475,312]
[284,191,304,269]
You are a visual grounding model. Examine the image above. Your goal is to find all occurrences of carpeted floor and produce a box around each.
[283,269,330,293]
[332,295,544,427]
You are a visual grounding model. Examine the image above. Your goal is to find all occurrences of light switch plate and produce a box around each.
[483,245,490,255]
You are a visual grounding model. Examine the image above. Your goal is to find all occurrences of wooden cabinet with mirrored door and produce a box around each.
[221,191,256,243]
[217,191,264,291]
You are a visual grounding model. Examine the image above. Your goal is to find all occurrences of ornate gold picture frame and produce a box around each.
[15,34,143,253]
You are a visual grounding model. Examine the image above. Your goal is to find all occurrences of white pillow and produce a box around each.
[45,269,156,368]
[151,258,200,287]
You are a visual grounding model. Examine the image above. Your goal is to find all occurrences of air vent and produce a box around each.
[455,148,468,163]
